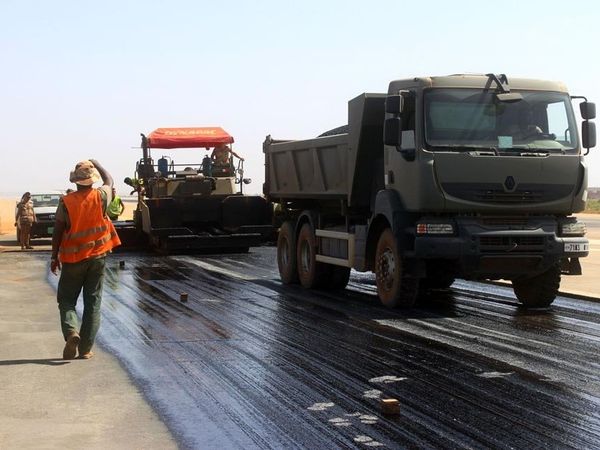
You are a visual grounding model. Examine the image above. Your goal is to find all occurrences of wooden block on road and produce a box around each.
[380,398,400,415]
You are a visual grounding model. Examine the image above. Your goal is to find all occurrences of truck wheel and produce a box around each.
[375,229,419,308]
[512,264,560,308]
[296,223,328,288]
[277,221,298,284]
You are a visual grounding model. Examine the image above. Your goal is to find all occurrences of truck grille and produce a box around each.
[442,183,573,205]
[480,217,530,227]
[475,190,541,204]
[479,236,545,253]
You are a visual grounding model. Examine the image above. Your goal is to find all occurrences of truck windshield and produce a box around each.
[424,89,578,153]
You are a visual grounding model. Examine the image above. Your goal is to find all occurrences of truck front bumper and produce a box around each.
[413,217,588,278]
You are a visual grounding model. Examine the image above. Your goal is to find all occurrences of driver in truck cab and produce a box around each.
[501,107,544,140]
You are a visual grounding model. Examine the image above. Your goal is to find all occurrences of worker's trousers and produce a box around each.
[57,257,106,354]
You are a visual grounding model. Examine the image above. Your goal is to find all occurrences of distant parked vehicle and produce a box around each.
[15,193,61,242]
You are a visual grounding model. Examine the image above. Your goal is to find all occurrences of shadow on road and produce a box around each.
[0,358,70,366]
[255,278,463,321]
[0,235,51,252]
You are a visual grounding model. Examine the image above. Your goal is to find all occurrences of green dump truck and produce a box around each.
[264,74,596,308]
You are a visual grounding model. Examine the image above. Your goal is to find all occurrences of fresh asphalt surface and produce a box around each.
[30,246,598,449]
[1,215,599,448]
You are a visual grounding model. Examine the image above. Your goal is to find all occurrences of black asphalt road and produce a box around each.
[47,248,600,449]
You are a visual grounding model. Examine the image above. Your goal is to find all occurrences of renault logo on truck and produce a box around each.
[504,176,516,191]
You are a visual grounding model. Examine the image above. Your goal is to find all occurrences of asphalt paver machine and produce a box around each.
[124,127,272,252]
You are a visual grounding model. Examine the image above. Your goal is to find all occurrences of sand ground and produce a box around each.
[0,197,136,235]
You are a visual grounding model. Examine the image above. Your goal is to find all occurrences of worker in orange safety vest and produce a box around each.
[50,159,121,360]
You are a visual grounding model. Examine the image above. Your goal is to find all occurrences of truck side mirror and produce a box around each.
[385,95,404,114]
[582,121,596,150]
[580,102,596,120]
[384,117,402,147]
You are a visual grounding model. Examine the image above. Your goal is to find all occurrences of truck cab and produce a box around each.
[383,74,591,214]
[381,75,594,292]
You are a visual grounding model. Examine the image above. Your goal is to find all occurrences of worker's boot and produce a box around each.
[63,331,80,360]
[78,351,94,360]
[78,343,94,360]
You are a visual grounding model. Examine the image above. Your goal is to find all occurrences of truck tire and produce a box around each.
[277,221,298,284]
[296,223,328,289]
[375,229,419,308]
[512,264,561,308]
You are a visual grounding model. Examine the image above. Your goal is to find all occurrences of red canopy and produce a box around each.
[146,127,234,149]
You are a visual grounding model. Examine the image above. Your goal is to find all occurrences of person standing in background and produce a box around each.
[15,192,35,250]
[50,160,121,360]
[107,187,125,221]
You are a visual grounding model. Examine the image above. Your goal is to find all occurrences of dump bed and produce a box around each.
[264,93,386,208]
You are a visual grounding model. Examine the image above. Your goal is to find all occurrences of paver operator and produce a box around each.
[50,159,121,360]
[211,144,244,165]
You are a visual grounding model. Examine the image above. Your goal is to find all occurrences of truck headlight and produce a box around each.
[416,223,454,235]
[560,221,586,236]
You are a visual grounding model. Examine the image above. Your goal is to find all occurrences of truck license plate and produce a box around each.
[47,227,54,234]
[564,243,589,252]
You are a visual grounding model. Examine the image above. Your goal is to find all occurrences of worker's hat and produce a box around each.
[69,160,100,186]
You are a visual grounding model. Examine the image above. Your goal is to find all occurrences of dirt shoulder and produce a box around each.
[0,253,176,448]
[0,197,136,235]
[0,198,18,235]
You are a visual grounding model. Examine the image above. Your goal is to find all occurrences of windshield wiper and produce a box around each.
[432,144,499,153]
[507,145,565,154]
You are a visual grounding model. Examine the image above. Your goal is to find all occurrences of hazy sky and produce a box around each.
[1,0,599,197]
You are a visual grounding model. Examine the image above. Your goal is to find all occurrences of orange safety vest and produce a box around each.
[59,189,121,263]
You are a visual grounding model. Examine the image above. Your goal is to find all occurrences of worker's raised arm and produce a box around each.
[89,159,113,188]
[230,149,244,161]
